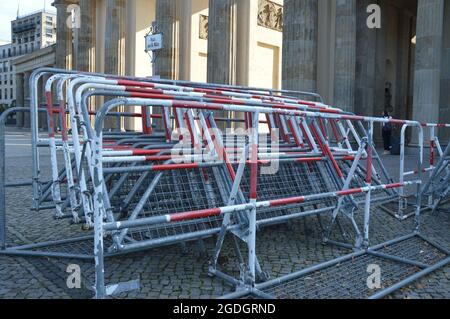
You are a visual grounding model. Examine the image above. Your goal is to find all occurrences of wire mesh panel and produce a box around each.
[106,165,227,246]
[253,236,448,299]
[235,160,339,223]
[259,254,419,299]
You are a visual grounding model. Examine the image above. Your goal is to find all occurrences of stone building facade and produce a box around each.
[43,0,450,136]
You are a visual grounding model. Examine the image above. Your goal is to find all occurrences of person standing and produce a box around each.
[382,111,393,155]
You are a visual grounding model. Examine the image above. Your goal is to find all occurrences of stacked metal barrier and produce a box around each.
[0,67,448,299]
[420,133,450,213]
[379,123,450,220]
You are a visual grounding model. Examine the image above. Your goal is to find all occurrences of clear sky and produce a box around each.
[0,0,56,42]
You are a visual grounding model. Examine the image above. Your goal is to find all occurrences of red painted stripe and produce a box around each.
[342,115,364,121]
[319,109,341,114]
[390,119,406,125]
[298,101,316,107]
[430,140,435,166]
[129,92,173,100]
[337,188,363,196]
[183,112,195,146]
[330,120,341,143]
[287,119,303,147]
[265,114,273,132]
[310,123,344,178]
[204,117,236,181]
[249,141,259,200]
[385,183,403,189]
[366,145,373,183]
[170,208,222,222]
[132,149,161,156]
[318,118,328,141]
[151,163,199,171]
[270,196,306,207]
[45,92,56,137]
[59,99,69,141]
[295,157,324,163]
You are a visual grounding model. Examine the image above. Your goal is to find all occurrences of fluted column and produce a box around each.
[104,0,126,76]
[207,0,237,85]
[15,73,24,127]
[154,0,179,80]
[104,0,126,130]
[355,0,376,116]
[439,0,450,140]
[333,0,356,112]
[53,0,78,70]
[282,0,318,92]
[77,0,96,72]
[23,72,31,129]
[412,0,445,125]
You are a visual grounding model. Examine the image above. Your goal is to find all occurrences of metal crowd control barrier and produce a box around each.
[0,68,448,300]
[419,130,450,213]
[380,123,450,220]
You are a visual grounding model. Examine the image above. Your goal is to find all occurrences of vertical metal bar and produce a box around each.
[363,121,374,247]
[0,108,27,250]
[248,111,259,284]
[395,123,411,218]
[415,125,424,231]
[93,130,106,299]
[31,71,45,211]
[0,110,6,249]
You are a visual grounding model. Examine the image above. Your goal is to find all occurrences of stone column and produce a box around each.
[394,11,414,121]
[155,0,179,80]
[412,0,445,125]
[355,0,376,116]
[104,0,126,76]
[104,0,126,130]
[207,0,237,130]
[207,0,237,85]
[372,0,388,143]
[333,0,356,112]
[282,0,319,92]
[39,75,49,130]
[77,0,96,72]
[439,0,450,141]
[53,0,78,70]
[23,72,31,129]
[15,73,24,127]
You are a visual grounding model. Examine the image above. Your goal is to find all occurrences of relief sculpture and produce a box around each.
[257,0,283,32]
[199,14,208,40]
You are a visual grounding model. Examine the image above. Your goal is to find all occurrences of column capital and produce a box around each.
[52,0,79,7]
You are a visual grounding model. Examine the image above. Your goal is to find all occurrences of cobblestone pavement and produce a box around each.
[0,129,449,299]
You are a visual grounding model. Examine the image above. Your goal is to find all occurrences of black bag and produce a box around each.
[382,122,392,131]
[391,135,400,155]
